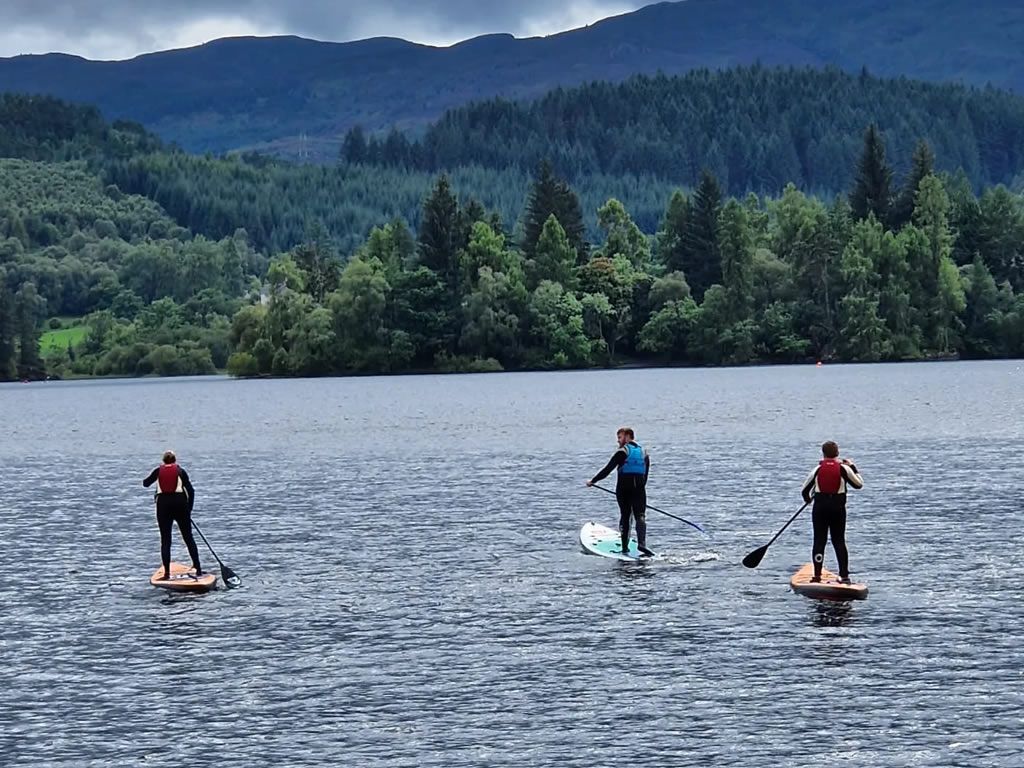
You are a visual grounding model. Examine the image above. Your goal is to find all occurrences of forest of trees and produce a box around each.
[0,157,266,379]
[224,142,1024,378]
[341,67,1024,195]
[1,83,1023,382]
[108,68,1024,253]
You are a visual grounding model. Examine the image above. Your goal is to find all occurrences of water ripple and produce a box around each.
[1,361,1022,767]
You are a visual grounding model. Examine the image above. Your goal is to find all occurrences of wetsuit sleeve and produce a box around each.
[591,449,626,484]
[179,468,195,510]
[801,468,818,503]
[142,467,159,487]
[842,464,864,490]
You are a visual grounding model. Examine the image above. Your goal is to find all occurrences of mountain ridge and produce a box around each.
[2,0,1023,155]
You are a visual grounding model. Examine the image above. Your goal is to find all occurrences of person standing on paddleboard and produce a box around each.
[801,441,863,584]
[143,450,202,580]
[586,427,652,556]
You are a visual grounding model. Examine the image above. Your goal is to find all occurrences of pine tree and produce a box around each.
[521,160,587,263]
[340,126,368,164]
[655,190,690,275]
[531,215,578,290]
[15,282,43,374]
[719,200,754,321]
[417,175,465,347]
[891,140,935,230]
[680,169,723,301]
[849,124,893,226]
[417,175,462,280]
[961,255,1001,357]
[291,223,341,303]
[912,175,965,352]
[0,275,16,380]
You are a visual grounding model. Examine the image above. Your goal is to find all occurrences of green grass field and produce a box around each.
[40,324,88,353]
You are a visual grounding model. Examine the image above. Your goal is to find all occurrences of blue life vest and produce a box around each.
[620,443,646,475]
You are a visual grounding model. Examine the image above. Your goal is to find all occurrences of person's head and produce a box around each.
[821,441,839,459]
[162,450,177,465]
[617,427,635,447]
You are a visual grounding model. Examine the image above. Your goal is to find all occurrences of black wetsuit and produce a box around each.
[143,465,201,575]
[590,442,650,552]
[801,462,863,580]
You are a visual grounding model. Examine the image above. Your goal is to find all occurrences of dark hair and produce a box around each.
[162,450,176,464]
[617,427,635,439]
[821,441,839,458]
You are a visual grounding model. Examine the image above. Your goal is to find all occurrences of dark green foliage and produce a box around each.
[680,171,723,300]
[0,272,17,378]
[522,161,588,263]
[0,93,160,162]
[849,124,893,225]
[891,140,936,230]
[0,154,260,380]
[1,88,1022,380]
[362,68,1024,196]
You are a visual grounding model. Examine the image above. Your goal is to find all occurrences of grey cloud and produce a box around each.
[0,0,647,59]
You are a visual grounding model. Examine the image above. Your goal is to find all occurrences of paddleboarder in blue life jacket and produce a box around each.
[801,441,864,584]
[587,427,652,556]
[143,450,202,580]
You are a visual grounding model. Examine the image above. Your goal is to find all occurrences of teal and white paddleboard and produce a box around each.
[579,521,661,561]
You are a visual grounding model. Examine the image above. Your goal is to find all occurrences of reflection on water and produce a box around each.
[807,599,858,628]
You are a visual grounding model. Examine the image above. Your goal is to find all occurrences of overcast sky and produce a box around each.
[0,1,652,60]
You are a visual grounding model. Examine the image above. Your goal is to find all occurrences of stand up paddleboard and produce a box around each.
[579,521,662,562]
[150,561,217,592]
[790,563,868,601]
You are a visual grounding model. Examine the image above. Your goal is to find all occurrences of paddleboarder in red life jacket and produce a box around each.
[801,441,864,584]
[143,450,202,581]
[586,427,653,556]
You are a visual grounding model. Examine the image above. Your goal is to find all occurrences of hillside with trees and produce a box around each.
[345,67,1024,196]
[4,0,1024,156]
[0,98,267,379]
[108,67,1024,251]
[1,89,1022,382]
[224,148,1024,379]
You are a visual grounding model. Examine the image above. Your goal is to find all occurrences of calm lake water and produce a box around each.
[1,361,1022,767]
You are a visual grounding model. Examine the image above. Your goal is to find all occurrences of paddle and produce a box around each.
[191,518,242,588]
[591,483,709,537]
[741,498,812,569]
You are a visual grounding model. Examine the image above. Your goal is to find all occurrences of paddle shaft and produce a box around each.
[592,483,707,535]
[762,498,812,549]
[741,498,813,568]
[190,519,226,569]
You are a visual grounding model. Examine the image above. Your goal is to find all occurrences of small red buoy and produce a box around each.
[815,361,823,367]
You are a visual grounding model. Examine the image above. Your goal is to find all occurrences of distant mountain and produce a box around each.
[2,0,1024,156]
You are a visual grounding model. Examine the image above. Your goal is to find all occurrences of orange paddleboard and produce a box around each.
[790,562,868,601]
[150,561,217,592]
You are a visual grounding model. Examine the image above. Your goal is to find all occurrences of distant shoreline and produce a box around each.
[7,353,1017,386]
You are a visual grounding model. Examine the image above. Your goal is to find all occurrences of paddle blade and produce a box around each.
[742,545,769,569]
[220,565,242,589]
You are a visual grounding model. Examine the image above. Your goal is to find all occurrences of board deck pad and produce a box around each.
[150,561,217,592]
[789,562,868,601]
[579,521,662,562]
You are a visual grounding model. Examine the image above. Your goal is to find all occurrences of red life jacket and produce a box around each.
[817,459,843,494]
[158,463,182,494]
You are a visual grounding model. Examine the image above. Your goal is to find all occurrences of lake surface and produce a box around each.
[1,361,1022,767]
